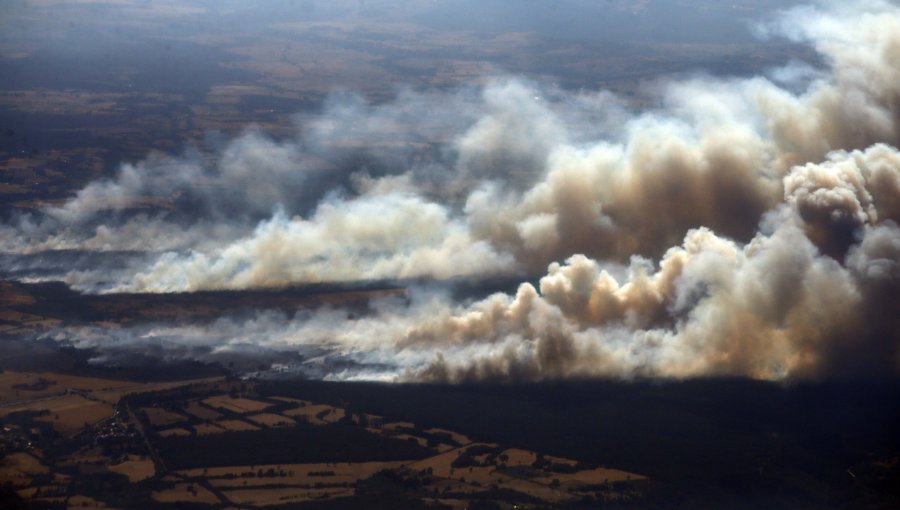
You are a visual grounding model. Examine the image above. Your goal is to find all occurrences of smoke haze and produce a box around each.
[2,0,900,382]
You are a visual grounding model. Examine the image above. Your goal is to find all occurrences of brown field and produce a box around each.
[66,494,117,509]
[203,395,272,414]
[402,443,606,504]
[216,419,260,432]
[0,369,647,508]
[141,407,189,427]
[0,372,223,409]
[501,448,537,467]
[16,487,39,500]
[157,427,192,438]
[535,466,646,486]
[545,454,579,467]
[492,475,572,503]
[408,447,473,478]
[152,483,221,505]
[393,433,428,448]
[283,403,345,425]
[0,283,36,306]
[183,461,409,490]
[0,371,135,404]
[0,89,127,116]
[183,401,223,421]
[4,395,115,434]
[62,446,108,467]
[223,486,354,506]
[426,427,471,446]
[0,452,47,488]
[270,396,313,406]
[108,457,155,482]
[382,421,416,431]
[247,413,296,427]
[193,423,226,435]
[1,372,228,441]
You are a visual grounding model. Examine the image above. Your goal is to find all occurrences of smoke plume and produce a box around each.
[3,0,900,381]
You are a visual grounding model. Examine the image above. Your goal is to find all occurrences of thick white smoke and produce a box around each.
[3,1,900,381]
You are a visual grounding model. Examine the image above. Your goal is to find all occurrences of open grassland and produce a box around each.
[1,394,114,435]
[215,419,260,432]
[202,395,272,414]
[247,413,296,427]
[224,486,353,506]
[140,407,189,427]
[283,402,346,424]
[152,483,220,505]
[2,374,658,509]
[183,400,222,421]
[157,426,191,438]
[0,452,47,489]
[108,457,155,482]
[182,460,409,489]
[0,371,133,404]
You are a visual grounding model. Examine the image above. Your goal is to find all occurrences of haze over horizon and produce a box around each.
[1,0,899,383]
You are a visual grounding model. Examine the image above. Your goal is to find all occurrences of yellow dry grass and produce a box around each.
[223,486,353,506]
[382,421,416,431]
[425,427,471,446]
[62,446,109,467]
[534,466,646,486]
[108,457,155,482]
[203,395,272,414]
[408,447,467,478]
[545,454,578,466]
[157,427,192,438]
[491,475,572,503]
[216,420,260,432]
[183,401,222,421]
[141,407,187,427]
[0,452,47,488]
[0,394,115,435]
[393,433,428,448]
[270,396,313,406]
[0,371,134,404]
[247,413,296,427]
[16,487,39,499]
[141,407,188,427]
[404,442,642,504]
[183,461,408,490]
[152,483,220,505]
[282,403,344,425]
[193,423,226,435]
[501,448,537,467]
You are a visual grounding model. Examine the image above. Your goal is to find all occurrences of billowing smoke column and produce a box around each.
[4,1,900,382]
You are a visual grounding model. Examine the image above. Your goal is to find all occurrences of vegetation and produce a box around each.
[259,378,900,509]
[157,422,434,470]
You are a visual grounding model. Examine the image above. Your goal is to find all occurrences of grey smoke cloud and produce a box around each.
[3,1,900,381]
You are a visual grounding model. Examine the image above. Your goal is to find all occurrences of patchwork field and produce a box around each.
[203,395,272,414]
[0,371,134,404]
[1,372,648,509]
[2,393,114,435]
